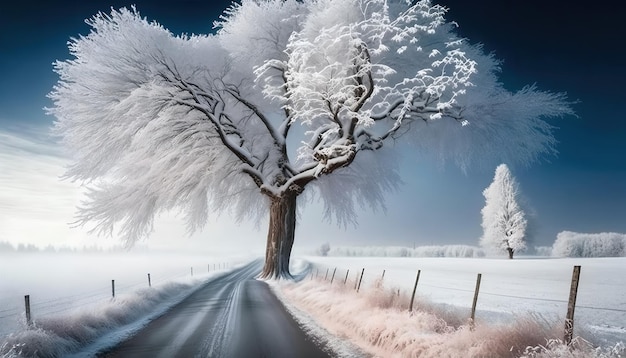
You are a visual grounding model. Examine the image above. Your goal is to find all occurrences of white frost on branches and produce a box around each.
[49,1,573,245]
[479,164,529,257]
[552,231,626,257]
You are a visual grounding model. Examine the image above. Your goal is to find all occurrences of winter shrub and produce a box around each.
[551,231,626,257]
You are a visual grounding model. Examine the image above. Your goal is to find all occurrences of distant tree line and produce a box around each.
[0,241,143,254]
[315,244,485,258]
[316,230,626,258]
[551,231,626,258]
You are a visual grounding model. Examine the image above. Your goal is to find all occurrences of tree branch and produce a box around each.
[223,85,285,148]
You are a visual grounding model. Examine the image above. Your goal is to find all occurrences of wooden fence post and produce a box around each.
[24,295,32,327]
[470,273,482,329]
[343,269,350,285]
[111,280,115,298]
[409,270,421,312]
[148,273,151,288]
[324,268,329,281]
[564,265,581,345]
[357,268,365,292]
[330,268,337,284]
[191,267,194,277]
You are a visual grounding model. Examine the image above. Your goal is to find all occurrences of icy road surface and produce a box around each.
[97,260,330,358]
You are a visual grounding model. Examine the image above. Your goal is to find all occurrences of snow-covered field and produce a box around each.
[2,253,624,357]
[286,256,625,354]
[0,252,249,357]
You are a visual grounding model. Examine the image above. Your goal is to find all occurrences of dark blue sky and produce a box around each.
[1,0,625,249]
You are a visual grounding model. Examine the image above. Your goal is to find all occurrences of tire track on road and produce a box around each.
[98,259,331,358]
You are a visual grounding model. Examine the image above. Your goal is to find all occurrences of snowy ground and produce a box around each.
[0,253,250,357]
[278,256,626,356]
[2,254,624,357]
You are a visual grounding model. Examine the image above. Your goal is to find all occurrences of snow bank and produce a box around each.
[276,276,625,357]
[0,270,235,358]
[326,245,485,258]
[552,231,626,258]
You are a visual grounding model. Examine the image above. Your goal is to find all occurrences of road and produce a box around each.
[98,260,332,358]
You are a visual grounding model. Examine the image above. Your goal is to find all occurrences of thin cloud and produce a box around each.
[0,126,265,253]
[0,127,85,247]
[0,124,68,159]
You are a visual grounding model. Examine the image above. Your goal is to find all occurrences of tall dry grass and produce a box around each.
[277,277,624,357]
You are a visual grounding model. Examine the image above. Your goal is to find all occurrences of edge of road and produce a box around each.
[267,259,371,358]
[69,260,261,357]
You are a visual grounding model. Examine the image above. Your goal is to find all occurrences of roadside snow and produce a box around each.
[272,256,626,357]
[303,256,626,345]
[0,254,248,358]
[268,259,370,358]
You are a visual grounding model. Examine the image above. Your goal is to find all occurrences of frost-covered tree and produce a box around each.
[317,242,331,257]
[480,164,529,259]
[49,0,572,278]
[552,231,626,258]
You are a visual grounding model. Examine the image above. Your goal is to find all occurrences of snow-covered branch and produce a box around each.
[50,0,573,248]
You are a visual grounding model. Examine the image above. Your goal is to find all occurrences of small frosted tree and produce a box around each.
[480,164,529,259]
[49,0,572,278]
[317,242,331,257]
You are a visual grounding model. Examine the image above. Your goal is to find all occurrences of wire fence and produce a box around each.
[309,262,626,343]
[0,261,233,338]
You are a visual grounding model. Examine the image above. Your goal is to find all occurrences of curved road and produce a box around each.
[98,260,331,358]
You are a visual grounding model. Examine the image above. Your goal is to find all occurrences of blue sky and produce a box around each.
[0,0,624,253]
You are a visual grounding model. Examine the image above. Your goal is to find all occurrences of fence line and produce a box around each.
[0,307,21,315]
[408,270,421,312]
[478,291,567,303]
[1,262,233,337]
[308,263,621,343]
[469,273,481,330]
[575,305,626,313]
[416,286,626,314]
[419,283,475,293]
[0,311,21,320]
[564,265,581,344]
[331,268,621,314]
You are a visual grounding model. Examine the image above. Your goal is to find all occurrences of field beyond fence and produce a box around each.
[0,253,241,339]
[305,256,626,347]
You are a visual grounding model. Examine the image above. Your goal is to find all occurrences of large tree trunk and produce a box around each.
[507,247,514,259]
[260,190,297,279]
